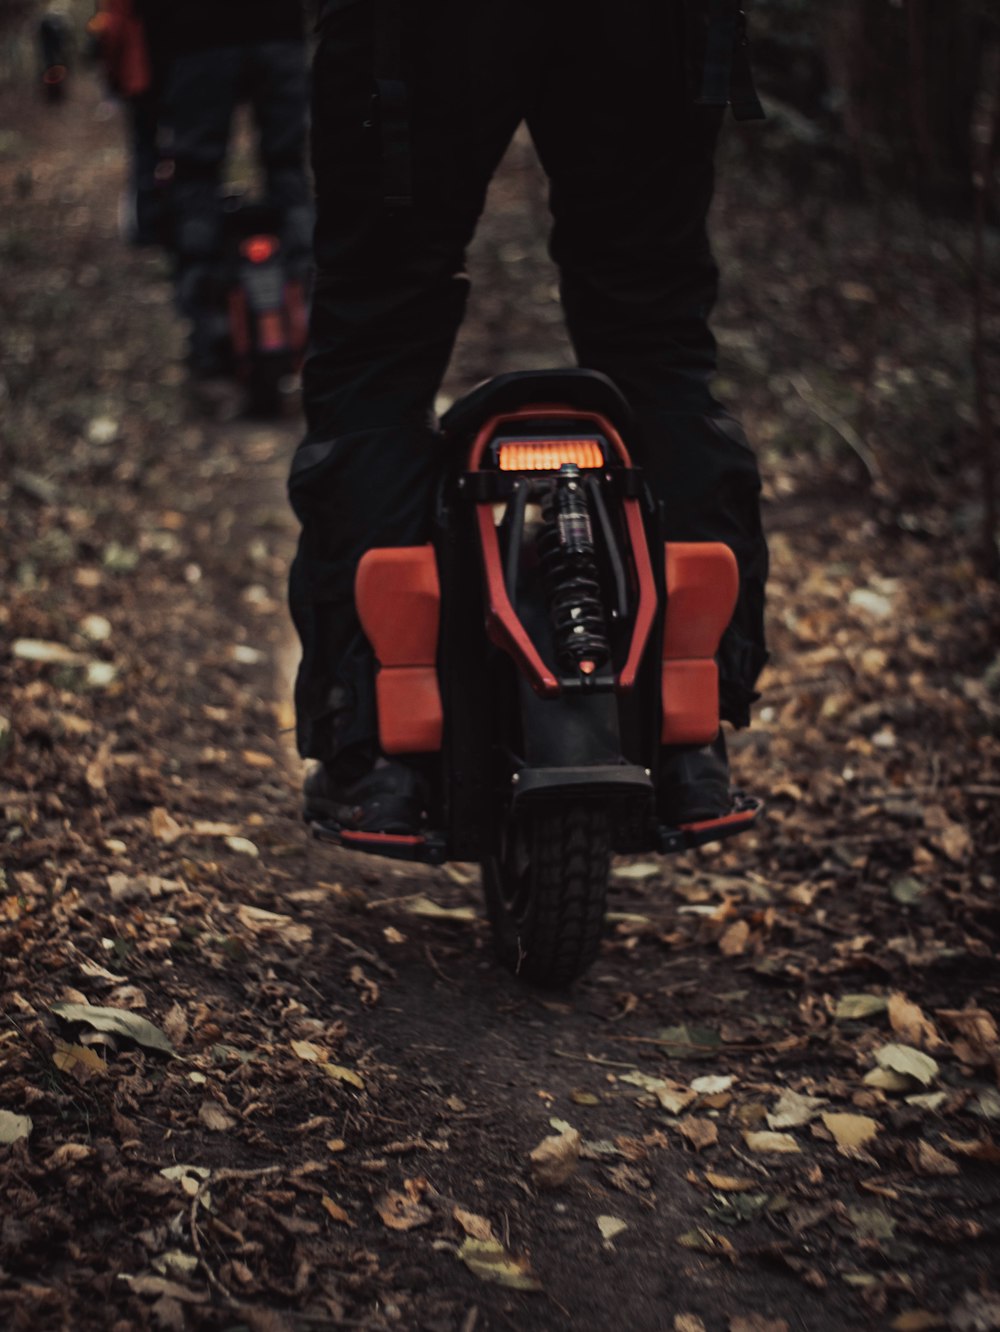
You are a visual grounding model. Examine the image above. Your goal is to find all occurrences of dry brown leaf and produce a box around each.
[319,1062,365,1091]
[453,1206,495,1241]
[458,1236,542,1291]
[675,1318,708,1332]
[44,1142,94,1168]
[0,1111,32,1144]
[936,1008,1000,1067]
[198,1101,236,1132]
[730,1317,790,1332]
[375,1187,433,1231]
[940,1135,1000,1164]
[529,1128,581,1188]
[290,1039,328,1063]
[913,1141,959,1177]
[890,1312,945,1331]
[677,1117,719,1152]
[320,1195,353,1226]
[705,1172,757,1192]
[821,1112,879,1155]
[888,993,943,1051]
[150,807,184,845]
[718,920,750,957]
[326,1138,347,1154]
[743,1130,801,1154]
[52,1038,106,1079]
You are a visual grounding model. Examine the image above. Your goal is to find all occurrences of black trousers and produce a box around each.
[289,0,768,764]
[165,40,313,334]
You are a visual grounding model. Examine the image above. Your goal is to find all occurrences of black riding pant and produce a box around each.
[289,0,768,764]
[166,40,313,331]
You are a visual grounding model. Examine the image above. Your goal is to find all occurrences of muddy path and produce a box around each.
[2,68,1000,1332]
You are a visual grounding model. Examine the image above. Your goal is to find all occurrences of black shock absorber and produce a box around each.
[537,464,610,677]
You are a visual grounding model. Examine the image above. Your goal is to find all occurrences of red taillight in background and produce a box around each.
[241,235,279,264]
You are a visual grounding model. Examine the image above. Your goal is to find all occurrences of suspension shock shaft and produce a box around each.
[537,464,610,676]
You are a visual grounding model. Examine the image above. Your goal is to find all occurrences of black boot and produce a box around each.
[303,755,428,835]
[659,732,732,826]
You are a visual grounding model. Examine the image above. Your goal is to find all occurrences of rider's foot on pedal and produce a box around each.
[303,756,429,836]
[659,732,733,826]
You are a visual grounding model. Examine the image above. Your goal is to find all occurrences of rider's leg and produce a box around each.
[246,39,313,277]
[528,2,768,733]
[165,46,240,374]
[290,4,531,776]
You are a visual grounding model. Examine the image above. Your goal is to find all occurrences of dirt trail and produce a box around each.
[2,70,1000,1332]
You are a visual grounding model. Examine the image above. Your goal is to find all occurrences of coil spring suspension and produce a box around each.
[537,465,610,676]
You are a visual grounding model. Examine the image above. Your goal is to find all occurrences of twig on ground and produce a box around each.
[788,373,880,485]
[189,1165,283,1303]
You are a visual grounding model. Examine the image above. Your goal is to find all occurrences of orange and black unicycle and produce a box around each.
[312,370,762,986]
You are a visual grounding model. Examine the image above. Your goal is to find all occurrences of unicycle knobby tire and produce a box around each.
[482,801,610,988]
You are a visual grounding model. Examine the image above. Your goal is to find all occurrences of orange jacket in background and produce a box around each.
[87,0,151,98]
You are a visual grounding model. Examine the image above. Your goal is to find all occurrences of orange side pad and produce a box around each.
[355,546,443,754]
[661,543,739,745]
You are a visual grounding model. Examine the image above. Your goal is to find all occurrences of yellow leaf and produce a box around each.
[321,1195,353,1226]
[457,1237,542,1291]
[743,1131,801,1154]
[52,1038,106,1078]
[326,1138,347,1154]
[290,1039,328,1063]
[319,1062,365,1090]
[821,1112,879,1155]
[453,1206,495,1241]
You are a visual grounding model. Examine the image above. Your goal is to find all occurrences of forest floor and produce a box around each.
[2,69,1000,1332]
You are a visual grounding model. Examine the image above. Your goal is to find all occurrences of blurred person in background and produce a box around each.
[288,0,770,835]
[88,0,168,246]
[139,0,313,384]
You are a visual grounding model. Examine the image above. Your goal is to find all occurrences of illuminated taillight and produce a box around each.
[241,235,279,264]
[43,65,67,85]
[497,439,604,471]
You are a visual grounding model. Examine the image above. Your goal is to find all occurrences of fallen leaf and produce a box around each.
[821,1112,879,1155]
[743,1131,801,1155]
[834,993,888,1021]
[674,1318,708,1332]
[913,1141,959,1177]
[529,1128,581,1188]
[0,1110,32,1144]
[12,638,84,665]
[677,1227,735,1255]
[45,1143,94,1168]
[118,1275,206,1304]
[972,1088,1000,1120]
[51,1038,107,1078]
[690,1075,735,1095]
[937,1008,1000,1067]
[225,836,259,857]
[597,1215,628,1241]
[864,1067,913,1094]
[657,1024,721,1059]
[941,1135,1000,1164]
[718,920,750,956]
[398,894,477,922]
[321,1195,353,1226]
[621,1070,696,1115]
[51,1003,175,1056]
[453,1207,495,1241]
[319,1062,365,1091]
[949,1290,1000,1332]
[326,1138,347,1154]
[888,993,943,1051]
[890,1312,945,1331]
[150,807,184,845]
[612,862,661,881]
[376,1188,433,1231]
[677,1117,719,1152]
[767,1089,826,1130]
[846,1204,896,1240]
[705,1171,757,1192]
[198,1101,235,1132]
[458,1237,542,1291]
[875,1043,939,1088]
[290,1039,328,1063]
